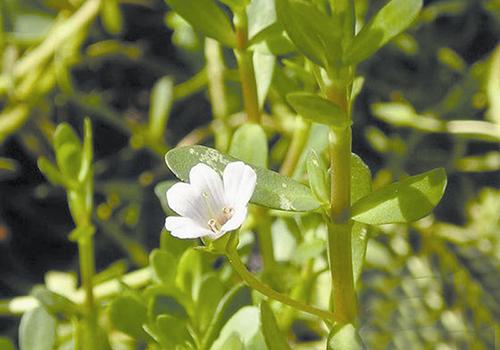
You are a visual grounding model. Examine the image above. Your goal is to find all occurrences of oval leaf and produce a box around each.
[229,124,268,168]
[108,296,149,340]
[276,0,340,68]
[19,307,56,350]
[345,0,423,65]
[351,168,447,225]
[287,93,350,128]
[327,323,365,350]
[165,0,237,47]
[166,145,320,211]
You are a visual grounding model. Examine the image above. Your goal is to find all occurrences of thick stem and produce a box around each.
[233,12,260,123]
[225,247,334,322]
[327,86,357,325]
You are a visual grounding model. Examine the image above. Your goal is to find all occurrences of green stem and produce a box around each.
[205,38,231,151]
[280,118,310,177]
[327,82,357,324]
[78,235,99,350]
[254,208,276,273]
[225,246,334,322]
[233,12,260,124]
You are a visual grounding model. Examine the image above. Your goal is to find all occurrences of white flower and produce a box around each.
[165,161,257,239]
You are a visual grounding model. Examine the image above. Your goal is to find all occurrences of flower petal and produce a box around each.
[166,182,208,224]
[220,206,247,235]
[189,163,225,215]
[223,162,257,208]
[165,216,213,239]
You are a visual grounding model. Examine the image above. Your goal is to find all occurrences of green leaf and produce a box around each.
[351,168,447,225]
[19,307,56,350]
[154,180,177,215]
[78,118,93,183]
[150,294,188,320]
[211,306,266,350]
[351,153,372,203]
[344,0,423,65]
[351,222,368,288]
[166,145,320,211]
[101,0,123,35]
[37,157,68,187]
[149,76,174,143]
[253,51,275,108]
[247,0,276,39]
[327,323,365,350]
[53,123,81,151]
[165,0,236,47]
[156,314,191,348]
[32,286,79,319]
[0,337,14,350]
[219,0,249,11]
[220,333,244,349]
[150,249,177,286]
[175,249,202,298]
[56,143,82,179]
[160,230,194,258]
[286,93,350,127]
[196,275,225,333]
[260,301,291,350]
[229,124,268,168]
[108,296,149,340]
[306,150,329,205]
[276,0,340,68]
[201,284,252,350]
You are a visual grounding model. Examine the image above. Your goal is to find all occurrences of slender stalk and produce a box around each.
[225,246,334,322]
[205,38,231,151]
[280,118,310,177]
[78,235,99,350]
[233,12,260,123]
[254,207,276,273]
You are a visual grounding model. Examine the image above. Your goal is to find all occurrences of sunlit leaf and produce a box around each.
[345,0,423,65]
[166,145,320,211]
[165,0,236,47]
[229,124,268,168]
[108,296,149,340]
[150,249,177,286]
[351,168,447,225]
[253,52,275,108]
[276,0,340,68]
[19,307,56,350]
[211,306,266,350]
[201,284,252,350]
[327,323,364,350]
[247,0,276,39]
[287,93,350,127]
[149,76,174,143]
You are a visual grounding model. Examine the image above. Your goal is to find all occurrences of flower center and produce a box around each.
[207,206,233,233]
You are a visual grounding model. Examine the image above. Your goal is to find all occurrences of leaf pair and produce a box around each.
[277,0,423,67]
